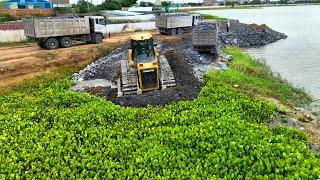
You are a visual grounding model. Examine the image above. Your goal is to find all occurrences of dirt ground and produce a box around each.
[0,32,142,91]
[93,50,204,107]
[73,33,215,107]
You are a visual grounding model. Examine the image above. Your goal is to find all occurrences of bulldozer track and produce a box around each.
[159,54,176,89]
[118,51,177,96]
[119,60,138,95]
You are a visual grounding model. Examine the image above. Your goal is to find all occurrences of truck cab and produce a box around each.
[87,16,108,38]
[192,14,202,26]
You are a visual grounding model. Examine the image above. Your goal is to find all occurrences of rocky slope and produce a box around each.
[218,20,287,47]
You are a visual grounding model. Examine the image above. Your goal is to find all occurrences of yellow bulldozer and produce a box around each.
[118,32,176,96]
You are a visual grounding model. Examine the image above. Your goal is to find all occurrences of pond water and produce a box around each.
[198,6,320,99]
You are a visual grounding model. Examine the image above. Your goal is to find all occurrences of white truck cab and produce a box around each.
[192,14,202,26]
[86,16,108,38]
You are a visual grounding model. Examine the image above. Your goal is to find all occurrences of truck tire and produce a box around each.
[60,37,72,48]
[170,29,176,35]
[37,40,45,49]
[44,38,59,50]
[94,34,103,44]
[177,28,183,34]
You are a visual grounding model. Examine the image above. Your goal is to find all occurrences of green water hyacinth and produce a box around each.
[0,47,319,179]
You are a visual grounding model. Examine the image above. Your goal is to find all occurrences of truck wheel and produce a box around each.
[170,29,176,35]
[60,37,72,48]
[177,28,183,34]
[94,34,103,44]
[37,40,45,49]
[44,38,59,50]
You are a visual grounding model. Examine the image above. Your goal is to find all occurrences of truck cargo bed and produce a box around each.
[23,17,90,38]
[155,13,193,29]
[192,22,218,52]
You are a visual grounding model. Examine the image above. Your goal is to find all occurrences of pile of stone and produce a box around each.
[218,20,287,47]
[193,22,217,32]
[72,46,128,84]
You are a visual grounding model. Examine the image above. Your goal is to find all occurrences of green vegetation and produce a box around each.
[1,46,319,178]
[71,0,138,13]
[201,13,228,21]
[0,1,5,9]
[207,47,312,107]
[0,38,35,48]
[34,52,58,61]
[0,13,16,23]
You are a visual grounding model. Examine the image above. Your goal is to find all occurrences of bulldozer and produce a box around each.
[118,32,176,96]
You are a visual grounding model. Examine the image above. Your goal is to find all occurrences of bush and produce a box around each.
[97,1,121,10]
[96,0,137,10]
[120,0,137,7]
[0,62,319,178]
[201,14,228,21]
[0,13,16,23]
[0,1,5,8]
[0,47,318,178]
[140,1,154,7]
[53,7,73,14]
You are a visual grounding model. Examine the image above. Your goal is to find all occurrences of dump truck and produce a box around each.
[118,32,176,96]
[155,13,201,35]
[23,16,108,49]
[193,22,218,54]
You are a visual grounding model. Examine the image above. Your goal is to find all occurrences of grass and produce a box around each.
[0,42,122,94]
[0,39,35,48]
[34,52,58,61]
[205,46,312,107]
[200,14,228,21]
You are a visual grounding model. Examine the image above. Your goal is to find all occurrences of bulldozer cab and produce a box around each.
[119,32,176,96]
[131,35,155,64]
[127,33,160,92]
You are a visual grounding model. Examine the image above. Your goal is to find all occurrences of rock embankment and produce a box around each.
[218,20,287,47]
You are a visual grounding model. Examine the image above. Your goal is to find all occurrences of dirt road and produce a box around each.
[0,32,138,91]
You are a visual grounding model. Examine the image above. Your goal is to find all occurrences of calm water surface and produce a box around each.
[198,6,320,99]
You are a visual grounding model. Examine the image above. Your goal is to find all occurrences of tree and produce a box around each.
[120,0,137,7]
[140,1,154,7]
[97,1,121,10]
[75,0,95,13]
[161,1,171,7]
[0,1,6,9]
[251,0,261,4]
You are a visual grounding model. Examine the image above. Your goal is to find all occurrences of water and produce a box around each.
[197,6,320,99]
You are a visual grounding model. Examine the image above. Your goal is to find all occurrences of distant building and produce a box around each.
[5,0,52,9]
[203,0,214,5]
[51,0,71,8]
